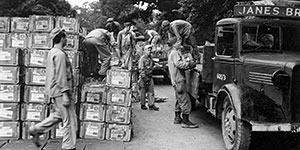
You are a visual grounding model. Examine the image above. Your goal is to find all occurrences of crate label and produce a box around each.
[87,93,101,102]
[0,127,13,137]
[0,72,13,81]
[27,111,41,120]
[12,39,25,47]
[86,108,99,121]
[111,75,125,85]
[31,93,44,102]
[34,35,47,45]
[0,51,11,60]
[36,20,48,30]
[110,129,125,139]
[86,125,99,137]
[30,55,44,66]
[0,92,14,101]
[0,109,13,119]
[33,75,46,84]
[16,22,29,30]
[111,93,125,103]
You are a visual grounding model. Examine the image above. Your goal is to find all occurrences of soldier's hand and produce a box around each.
[189,61,197,69]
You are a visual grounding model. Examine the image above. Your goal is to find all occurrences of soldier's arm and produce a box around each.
[173,52,190,70]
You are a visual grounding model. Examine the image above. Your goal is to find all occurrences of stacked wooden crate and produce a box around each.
[0,17,22,140]
[79,68,133,142]
[106,69,133,142]
[0,15,84,141]
[22,15,53,140]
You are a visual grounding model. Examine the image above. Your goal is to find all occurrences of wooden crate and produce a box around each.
[81,84,107,104]
[0,84,21,103]
[79,121,106,140]
[106,68,132,88]
[28,33,52,49]
[80,103,106,122]
[8,33,28,48]
[24,49,48,67]
[106,123,132,142]
[0,121,20,140]
[64,34,79,51]
[0,103,20,121]
[24,85,48,103]
[29,15,55,32]
[0,66,20,84]
[105,105,131,124]
[25,67,46,85]
[0,17,10,32]
[107,87,132,107]
[21,103,48,121]
[55,17,79,33]
[0,48,21,66]
[10,17,30,32]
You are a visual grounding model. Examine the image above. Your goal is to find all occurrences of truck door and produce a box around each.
[213,24,237,93]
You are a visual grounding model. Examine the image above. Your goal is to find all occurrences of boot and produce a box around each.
[28,126,41,147]
[141,105,147,110]
[174,112,182,124]
[149,105,159,111]
[181,114,198,128]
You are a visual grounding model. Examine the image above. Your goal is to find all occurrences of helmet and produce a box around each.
[161,20,170,28]
[106,18,114,22]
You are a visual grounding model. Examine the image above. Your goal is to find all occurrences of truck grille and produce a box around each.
[249,71,273,85]
[292,65,300,122]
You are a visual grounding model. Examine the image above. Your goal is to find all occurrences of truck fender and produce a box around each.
[216,84,286,123]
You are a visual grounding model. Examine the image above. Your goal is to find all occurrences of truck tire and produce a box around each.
[222,96,251,150]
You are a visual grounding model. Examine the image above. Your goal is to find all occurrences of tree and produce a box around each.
[0,0,76,17]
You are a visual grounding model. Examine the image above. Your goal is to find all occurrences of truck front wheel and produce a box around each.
[222,96,251,150]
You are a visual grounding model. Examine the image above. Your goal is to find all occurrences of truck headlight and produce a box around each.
[272,70,290,89]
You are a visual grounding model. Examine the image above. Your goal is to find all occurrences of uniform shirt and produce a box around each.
[146,30,160,38]
[85,28,115,45]
[138,54,154,81]
[168,20,193,44]
[117,29,135,55]
[45,48,74,98]
[168,48,193,85]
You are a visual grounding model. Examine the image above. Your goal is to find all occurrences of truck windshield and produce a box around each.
[242,24,300,53]
[242,25,279,52]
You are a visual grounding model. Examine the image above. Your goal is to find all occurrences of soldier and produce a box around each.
[168,45,198,128]
[145,29,161,48]
[161,20,198,59]
[138,45,159,111]
[117,22,136,69]
[83,28,117,81]
[105,18,122,39]
[29,28,77,150]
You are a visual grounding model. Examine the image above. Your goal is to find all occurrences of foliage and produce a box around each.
[0,0,76,17]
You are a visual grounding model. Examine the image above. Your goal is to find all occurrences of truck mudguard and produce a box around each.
[216,83,286,123]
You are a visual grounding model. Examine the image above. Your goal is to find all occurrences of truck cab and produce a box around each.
[194,2,300,150]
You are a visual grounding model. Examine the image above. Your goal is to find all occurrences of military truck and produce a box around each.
[189,1,300,150]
